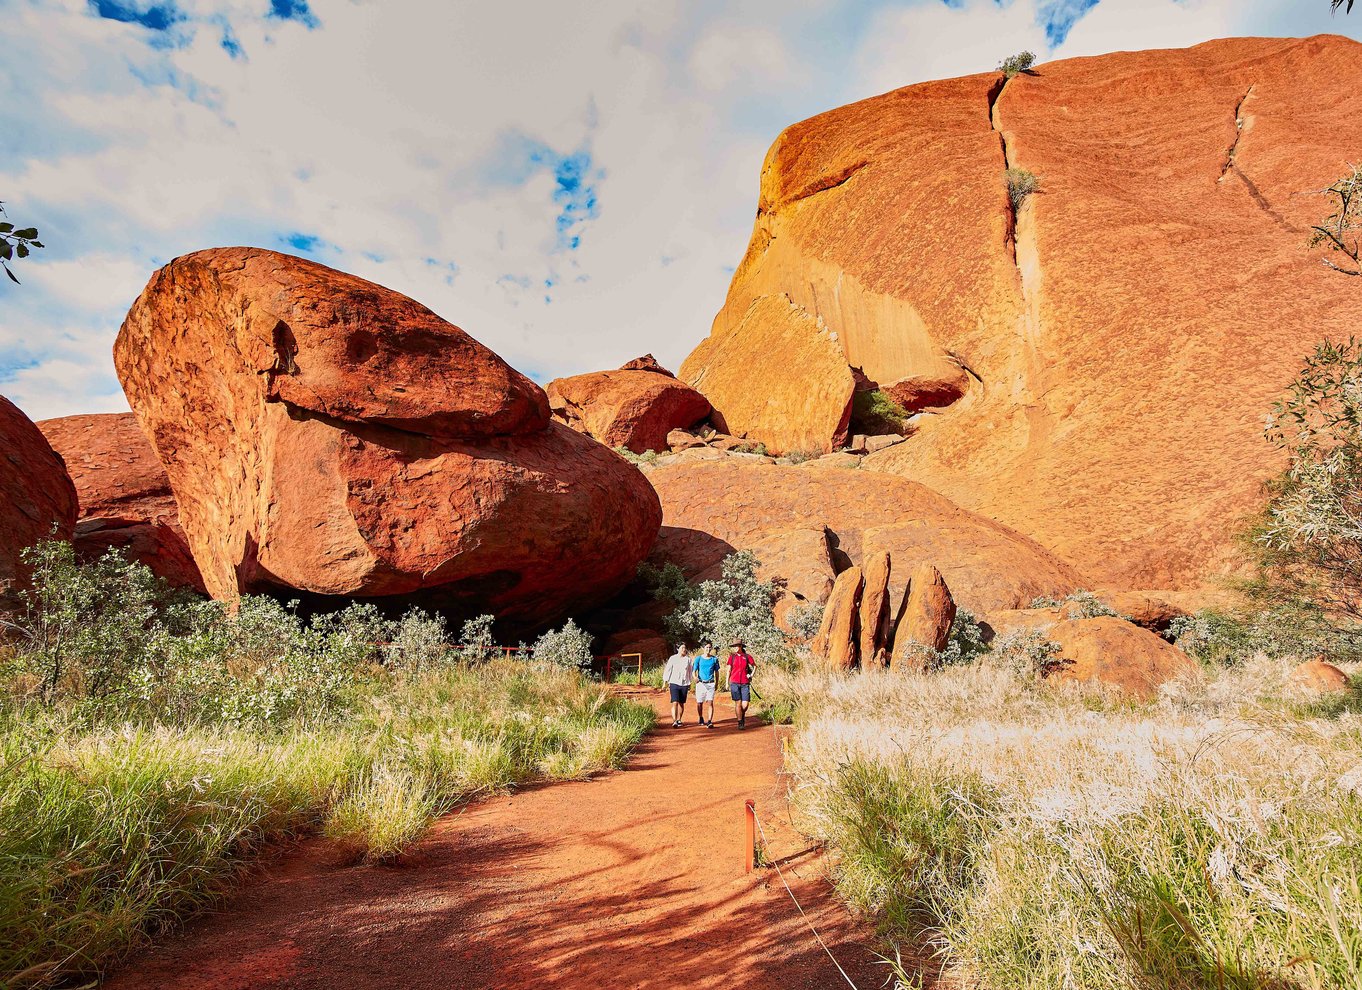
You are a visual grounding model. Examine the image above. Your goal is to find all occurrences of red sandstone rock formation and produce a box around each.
[891,564,956,667]
[1289,658,1351,694]
[1045,617,1197,698]
[0,396,77,592]
[681,36,1362,591]
[648,462,1081,614]
[813,566,862,670]
[683,294,852,454]
[1097,591,1188,634]
[546,357,711,454]
[38,413,204,592]
[114,248,661,627]
[858,550,892,665]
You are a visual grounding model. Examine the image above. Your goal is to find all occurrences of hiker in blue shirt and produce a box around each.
[692,640,721,728]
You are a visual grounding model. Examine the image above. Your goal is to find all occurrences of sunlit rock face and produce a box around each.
[682,35,1362,590]
[115,247,662,627]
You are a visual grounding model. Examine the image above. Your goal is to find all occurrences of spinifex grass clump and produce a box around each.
[0,542,652,990]
[780,658,1362,989]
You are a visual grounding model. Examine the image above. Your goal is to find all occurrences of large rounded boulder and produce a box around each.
[0,396,77,592]
[113,248,662,627]
[546,355,711,454]
[38,413,205,592]
[1045,617,1198,699]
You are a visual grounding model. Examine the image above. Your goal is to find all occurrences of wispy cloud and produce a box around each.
[2,0,1361,417]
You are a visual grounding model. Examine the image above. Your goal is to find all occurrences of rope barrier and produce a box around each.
[750,805,861,990]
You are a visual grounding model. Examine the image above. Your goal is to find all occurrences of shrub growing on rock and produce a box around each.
[850,389,909,436]
[998,51,1036,78]
[1005,167,1039,210]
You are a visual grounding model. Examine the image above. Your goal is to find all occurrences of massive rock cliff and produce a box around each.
[679,35,1362,590]
[114,248,661,627]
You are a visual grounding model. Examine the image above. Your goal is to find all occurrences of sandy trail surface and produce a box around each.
[104,688,887,989]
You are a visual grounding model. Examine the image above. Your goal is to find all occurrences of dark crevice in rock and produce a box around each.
[987,76,1021,269]
[1218,84,1255,181]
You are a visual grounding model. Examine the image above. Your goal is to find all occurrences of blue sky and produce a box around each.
[3,0,1361,420]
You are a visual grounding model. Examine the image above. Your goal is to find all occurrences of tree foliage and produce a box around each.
[1309,163,1362,276]
[643,551,788,662]
[0,202,44,284]
[1257,338,1362,623]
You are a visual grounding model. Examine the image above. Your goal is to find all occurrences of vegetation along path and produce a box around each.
[105,689,885,990]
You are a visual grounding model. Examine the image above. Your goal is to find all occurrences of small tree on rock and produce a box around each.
[998,51,1036,78]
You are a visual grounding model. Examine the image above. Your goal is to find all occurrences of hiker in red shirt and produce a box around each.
[725,640,756,730]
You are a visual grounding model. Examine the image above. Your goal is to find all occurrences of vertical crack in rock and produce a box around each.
[1218,84,1255,182]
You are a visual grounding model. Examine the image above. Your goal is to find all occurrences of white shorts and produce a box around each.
[695,681,716,703]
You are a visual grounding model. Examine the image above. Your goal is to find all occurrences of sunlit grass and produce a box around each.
[0,660,652,989]
[776,657,1362,989]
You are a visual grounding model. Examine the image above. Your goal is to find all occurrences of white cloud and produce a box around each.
[3,0,1360,420]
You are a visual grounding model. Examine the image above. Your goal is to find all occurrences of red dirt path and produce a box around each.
[103,690,888,989]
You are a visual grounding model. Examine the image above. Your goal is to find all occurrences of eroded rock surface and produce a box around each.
[114,248,661,627]
[0,396,77,591]
[648,462,1081,614]
[38,412,204,591]
[682,36,1362,590]
[546,357,711,454]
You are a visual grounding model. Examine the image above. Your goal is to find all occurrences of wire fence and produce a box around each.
[749,803,862,990]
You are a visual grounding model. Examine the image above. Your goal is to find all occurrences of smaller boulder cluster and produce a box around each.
[811,555,957,671]
[546,355,712,455]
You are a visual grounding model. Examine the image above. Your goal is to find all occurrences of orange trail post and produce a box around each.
[744,800,756,874]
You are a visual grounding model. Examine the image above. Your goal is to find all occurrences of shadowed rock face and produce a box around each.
[0,396,77,592]
[114,248,661,627]
[546,357,711,454]
[38,413,205,592]
[682,35,1362,590]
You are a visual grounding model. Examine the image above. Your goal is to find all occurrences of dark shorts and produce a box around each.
[730,683,751,702]
[668,683,690,703]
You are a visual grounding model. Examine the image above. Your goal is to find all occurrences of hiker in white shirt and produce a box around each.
[662,644,693,728]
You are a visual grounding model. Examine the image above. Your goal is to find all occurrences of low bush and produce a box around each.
[1004,167,1039,210]
[850,389,909,436]
[532,618,595,670]
[998,51,1036,78]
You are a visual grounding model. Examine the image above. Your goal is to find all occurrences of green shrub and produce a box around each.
[457,613,497,663]
[998,51,1036,78]
[851,389,909,436]
[936,610,991,666]
[988,628,1060,676]
[786,600,825,641]
[531,618,595,670]
[663,551,791,664]
[1004,167,1039,210]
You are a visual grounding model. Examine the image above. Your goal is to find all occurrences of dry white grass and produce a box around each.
[765,656,1362,990]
